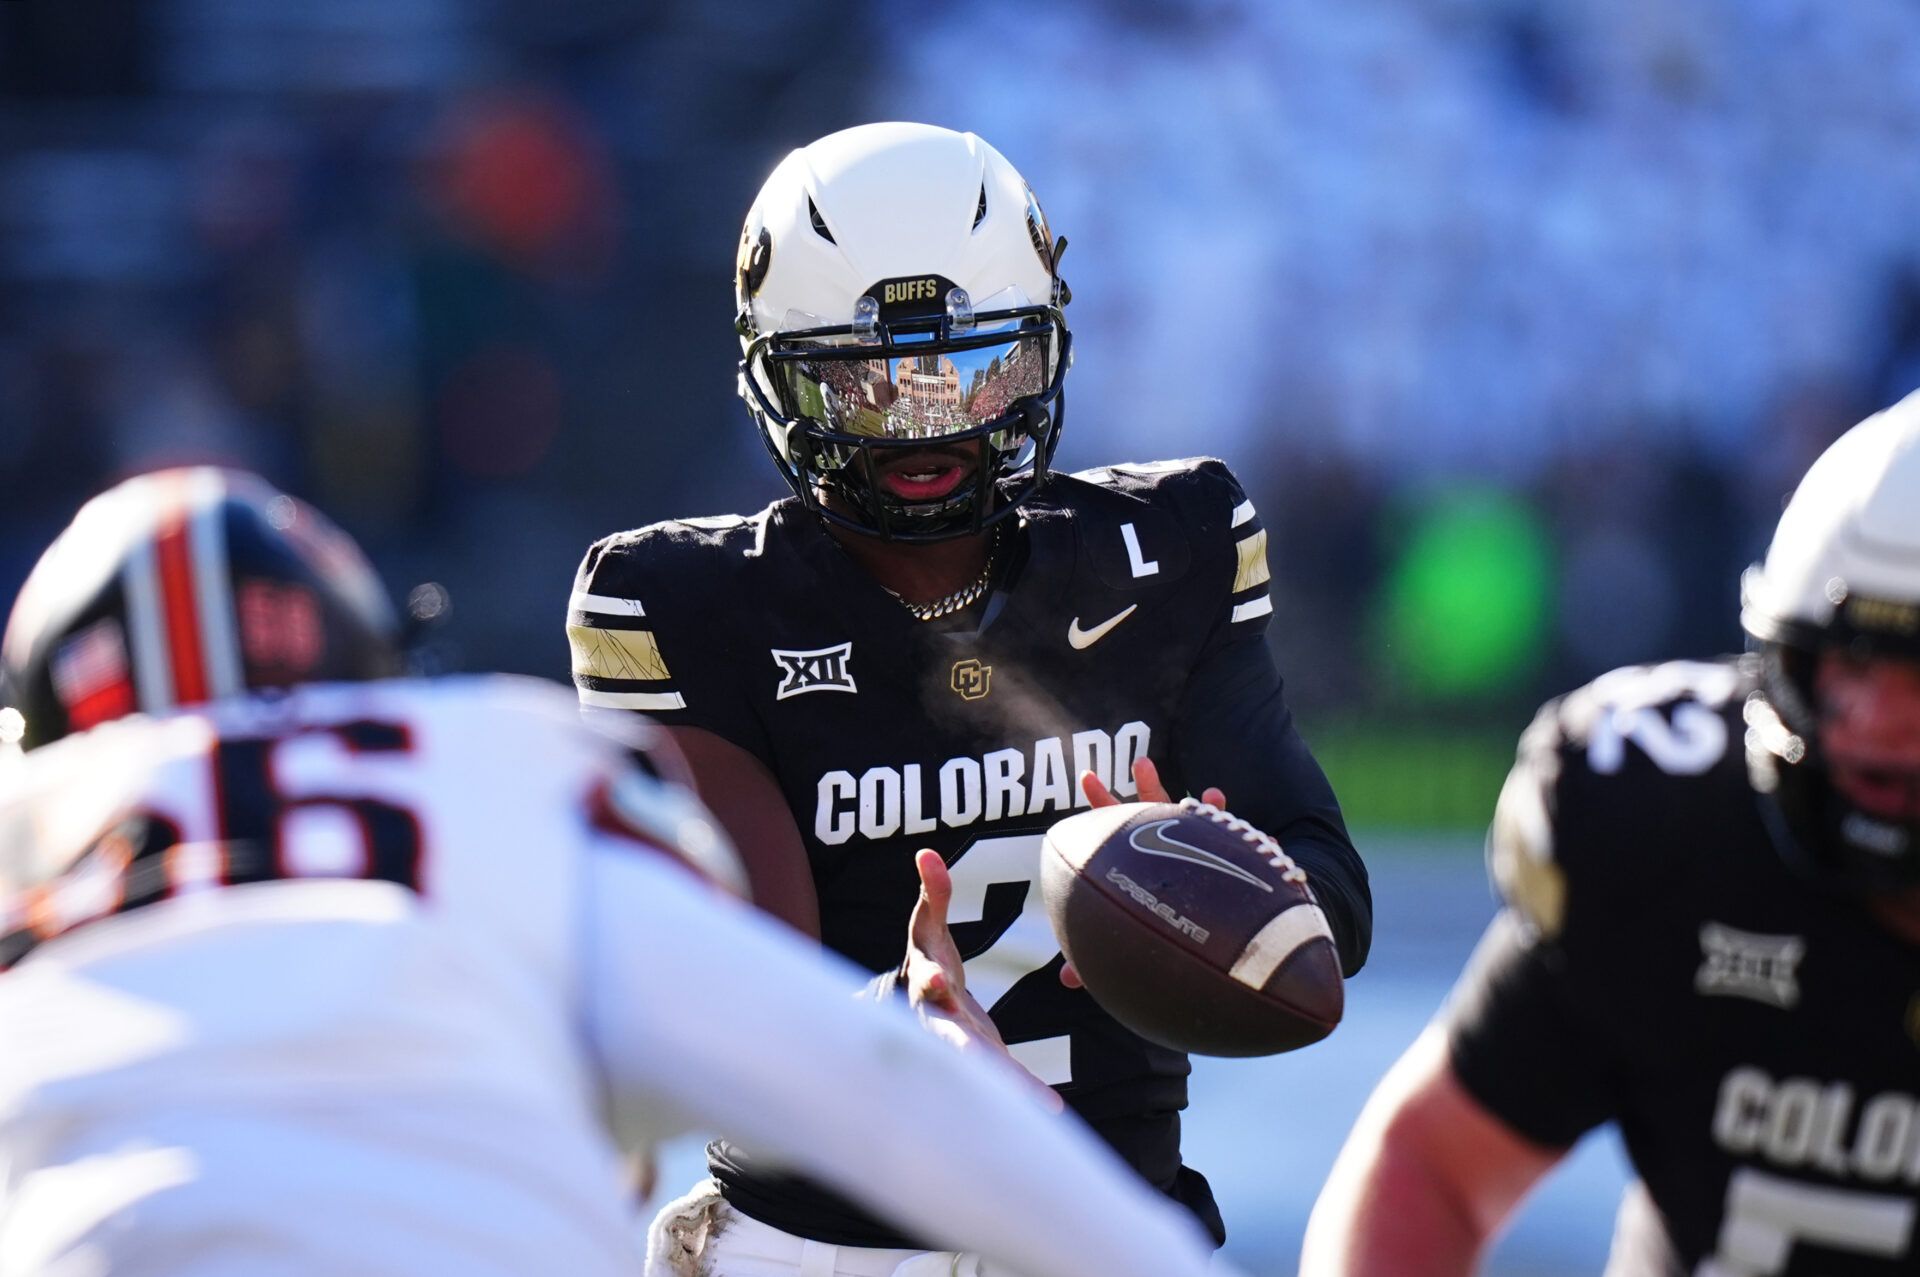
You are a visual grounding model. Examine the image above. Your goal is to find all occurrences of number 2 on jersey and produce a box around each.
[943,832,1074,1086]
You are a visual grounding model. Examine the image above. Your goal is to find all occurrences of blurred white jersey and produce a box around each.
[0,677,1227,1277]
[0,676,723,1277]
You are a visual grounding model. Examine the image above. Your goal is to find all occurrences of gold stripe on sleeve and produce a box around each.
[567,624,672,683]
[1233,529,1271,594]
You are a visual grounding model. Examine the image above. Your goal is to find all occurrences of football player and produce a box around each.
[0,468,1241,1277]
[570,121,1373,1273]
[1299,392,1920,1275]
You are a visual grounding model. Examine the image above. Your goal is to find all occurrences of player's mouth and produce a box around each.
[876,450,975,502]
[1829,758,1920,822]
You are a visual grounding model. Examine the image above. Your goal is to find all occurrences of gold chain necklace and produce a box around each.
[887,528,1001,623]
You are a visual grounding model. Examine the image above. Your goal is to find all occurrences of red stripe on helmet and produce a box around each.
[154,507,209,706]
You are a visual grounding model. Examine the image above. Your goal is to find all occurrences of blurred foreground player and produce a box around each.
[1301,393,1920,1275]
[572,121,1370,1271]
[0,469,1235,1277]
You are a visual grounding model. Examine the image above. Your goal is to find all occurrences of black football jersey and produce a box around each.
[1450,657,1920,1275]
[569,458,1370,1248]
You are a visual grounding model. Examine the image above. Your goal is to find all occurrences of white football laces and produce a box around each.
[1177,796,1307,884]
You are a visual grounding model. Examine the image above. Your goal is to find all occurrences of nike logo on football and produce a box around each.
[1128,820,1274,892]
[1067,605,1138,650]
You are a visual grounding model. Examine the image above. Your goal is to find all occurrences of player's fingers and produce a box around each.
[909,849,955,945]
[1058,960,1084,989]
[908,849,968,993]
[1132,756,1170,803]
[1080,769,1117,807]
[1202,786,1227,809]
[908,959,960,1014]
[914,848,952,914]
[903,930,962,1010]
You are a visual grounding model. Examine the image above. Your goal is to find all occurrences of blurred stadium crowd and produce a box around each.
[5,0,1920,827]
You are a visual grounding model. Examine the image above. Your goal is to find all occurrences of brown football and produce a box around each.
[1041,799,1343,1057]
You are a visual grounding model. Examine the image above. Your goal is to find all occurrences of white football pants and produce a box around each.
[644,1179,1024,1277]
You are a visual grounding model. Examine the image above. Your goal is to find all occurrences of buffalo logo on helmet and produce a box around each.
[736,224,771,311]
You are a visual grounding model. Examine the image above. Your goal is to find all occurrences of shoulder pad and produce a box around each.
[1487,659,1750,937]
[1074,457,1269,626]
[574,511,767,607]
[1487,703,1571,938]
[568,515,765,714]
[677,514,753,532]
[1060,458,1266,609]
[1071,456,1238,506]
[0,714,205,896]
[1555,659,1747,779]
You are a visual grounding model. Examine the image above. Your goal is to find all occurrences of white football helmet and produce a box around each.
[1742,388,1920,888]
[734,122,1070,541]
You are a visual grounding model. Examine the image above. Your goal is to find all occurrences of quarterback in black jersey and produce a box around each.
[570,123,1370,1271]
[1302,392,1920,1276]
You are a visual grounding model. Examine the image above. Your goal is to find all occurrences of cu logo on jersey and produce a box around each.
[951,658,991,701]
[772,643,857,699]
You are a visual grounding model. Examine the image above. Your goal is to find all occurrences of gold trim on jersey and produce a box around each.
[1488,763,1566,938]
[568,624,672,683]
[1233,528,1271,594]
[951,658,992,701]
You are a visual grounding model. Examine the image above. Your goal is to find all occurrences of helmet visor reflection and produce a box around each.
[775,330,1052,441]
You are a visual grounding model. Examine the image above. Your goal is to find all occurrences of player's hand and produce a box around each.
[1065,758,1228,991]
[904,848,1064,1112]
[1079,756,1226,811]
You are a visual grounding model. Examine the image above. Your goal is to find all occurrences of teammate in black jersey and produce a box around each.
[569,122,1371,1273]
[1301,391,1920,1276]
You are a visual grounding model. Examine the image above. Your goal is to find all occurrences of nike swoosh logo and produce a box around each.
[1067,604,1138,650]
[1128,820,1274,892]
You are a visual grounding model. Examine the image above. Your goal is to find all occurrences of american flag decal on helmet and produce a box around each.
[51,619,135,731]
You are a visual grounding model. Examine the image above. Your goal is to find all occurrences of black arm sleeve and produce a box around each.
[1171,633,1372,975]
[1445,909,1621,1148]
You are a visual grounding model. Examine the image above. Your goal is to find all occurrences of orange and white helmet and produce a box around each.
[1,468,400,750]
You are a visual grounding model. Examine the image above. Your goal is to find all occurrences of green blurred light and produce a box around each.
[1310,724,1514,831]
[1379,489,1552,698]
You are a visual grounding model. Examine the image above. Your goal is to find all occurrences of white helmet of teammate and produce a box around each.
[1742,388,1920,888]
[734,122,1071,542]
[1743,391,1920,644]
